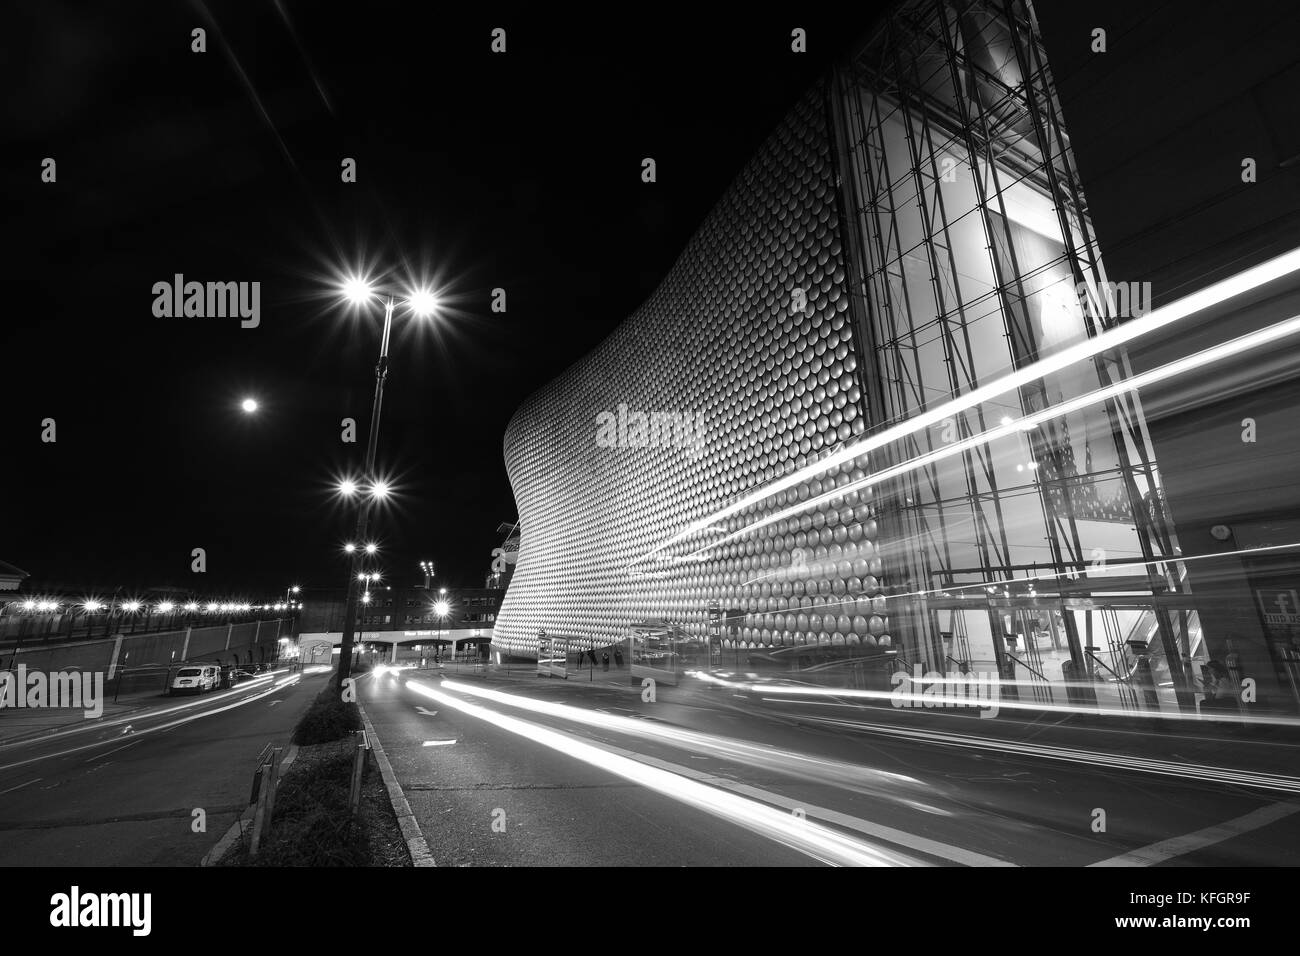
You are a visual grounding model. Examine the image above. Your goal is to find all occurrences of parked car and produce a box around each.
[170,664,219,695]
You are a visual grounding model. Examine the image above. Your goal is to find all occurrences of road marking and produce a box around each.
[0,778,41,795]
[0,679,292,772]
[268,700,281,707]
[415,707,439,717]
[422,740,457,747]
[409,680,981,867]
[1090,801,1300,867]
[92,740,143,762]
[0,669,290,752]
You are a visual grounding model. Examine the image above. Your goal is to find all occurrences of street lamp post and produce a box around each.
[333,276,440,689]
[335,288,401,689]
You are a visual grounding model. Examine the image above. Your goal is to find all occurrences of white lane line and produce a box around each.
[1090,802,1300,867]
[422,740,457,747]
[0,777,41,795]
[89,739,144,762]
[0,669,292,752]
[0,679,289,773]
[411,680,944,867]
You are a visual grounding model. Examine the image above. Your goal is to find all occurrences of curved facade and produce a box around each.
[495,87,889,658]
[496,0,1202,714]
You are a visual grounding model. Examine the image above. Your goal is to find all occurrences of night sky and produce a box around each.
[3,3,886,596]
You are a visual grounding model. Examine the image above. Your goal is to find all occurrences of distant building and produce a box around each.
[298,583,504,635]
[0,561,29,593]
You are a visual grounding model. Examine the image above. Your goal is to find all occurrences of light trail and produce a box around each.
[693,669,1300,728]
[0,668,290,753]
[434,679,942,805]
[788,712,1300,796]
[686,312,1300,561]
[733,540,1300,619]
[627,245,1300,570]
[407,679,923,866]
[0,674,295,773]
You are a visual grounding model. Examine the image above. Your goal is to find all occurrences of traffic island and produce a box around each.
[213,685,412,866]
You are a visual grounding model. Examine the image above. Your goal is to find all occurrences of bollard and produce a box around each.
[249,759,273,857]
[349,730,369,817]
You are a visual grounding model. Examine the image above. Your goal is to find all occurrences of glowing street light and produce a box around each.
[339,479,358,497]
[157,602,175,614]
[342,275,375,305]
[408,287,439,318]
[364,543,378,555]
[332,269,446,687]
[344,543,357,553]
[241,398,259,413]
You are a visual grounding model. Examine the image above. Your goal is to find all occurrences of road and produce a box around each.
[2,660,1295,868]
[361,665,1300,867]
[0,667,323,866]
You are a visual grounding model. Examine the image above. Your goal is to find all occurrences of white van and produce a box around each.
[170,664,219,695]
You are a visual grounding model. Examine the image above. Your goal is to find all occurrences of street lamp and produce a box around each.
[333,273,442,688]
[430,598,451,664]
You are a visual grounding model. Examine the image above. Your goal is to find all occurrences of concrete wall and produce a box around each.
[3,618,287,675]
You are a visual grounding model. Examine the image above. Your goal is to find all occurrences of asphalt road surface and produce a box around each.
[362,666,1300,867]
[2,662,1296,868]
[0,667,322,866]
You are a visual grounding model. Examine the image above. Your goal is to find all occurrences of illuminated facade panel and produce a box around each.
[496,0,1203,713]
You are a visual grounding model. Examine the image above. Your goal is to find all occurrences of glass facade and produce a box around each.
[496,0,1209,714]
[832,0,1199,710]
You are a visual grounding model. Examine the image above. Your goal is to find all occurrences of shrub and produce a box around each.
[293,685,363,745]
[246,749,370,866]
